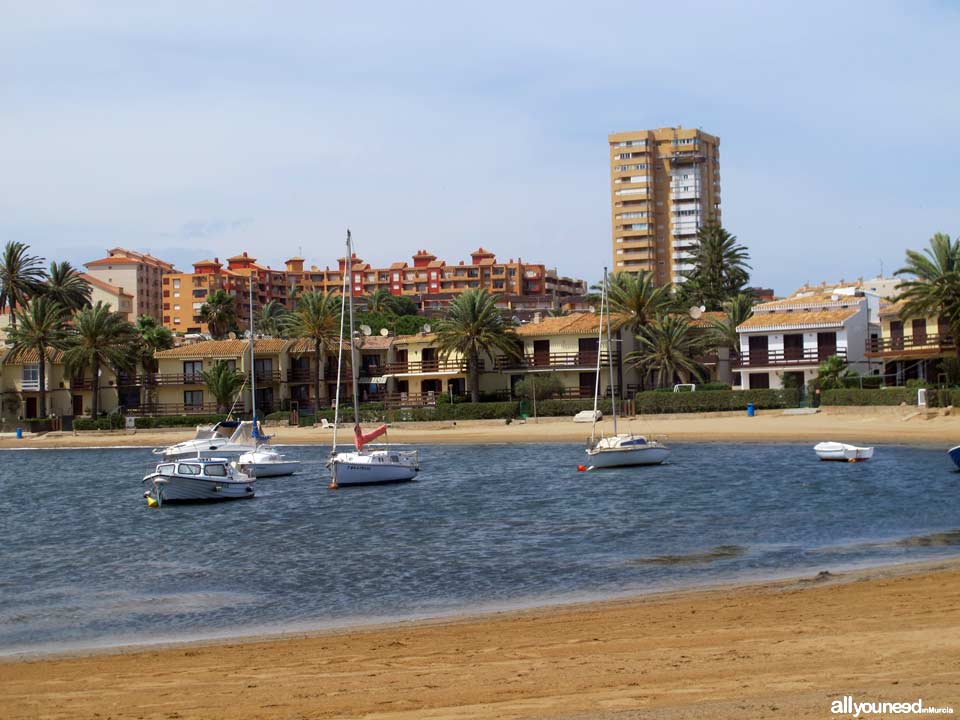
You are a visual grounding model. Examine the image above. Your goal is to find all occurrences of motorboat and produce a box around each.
[583,267,669,470]
[948,446,960,469]
[814,441,874,462]
[153,420,262,460]
[328,230,420,488]
[586,434,670,468]
[142,458,255,506]
[237,446,301,477]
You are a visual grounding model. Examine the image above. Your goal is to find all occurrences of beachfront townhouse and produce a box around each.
[735,282,881,394]
[151,339,290,416]
[498,312,638,399]
[865,302,956,384]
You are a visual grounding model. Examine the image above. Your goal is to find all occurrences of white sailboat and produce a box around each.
[236,279,301,478]
[328,230,419,488]
[585,267,669,469]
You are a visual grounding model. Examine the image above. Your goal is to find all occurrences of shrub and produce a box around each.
[820,388,917,406]
[513,375,566,401]
[634,389,799,414]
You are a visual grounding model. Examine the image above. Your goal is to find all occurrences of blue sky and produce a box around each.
[1,1,957,293]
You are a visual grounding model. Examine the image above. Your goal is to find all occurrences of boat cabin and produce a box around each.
[155,459,233,477]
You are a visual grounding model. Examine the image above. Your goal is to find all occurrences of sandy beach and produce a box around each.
[2,560,958,719]
[2,406,959,450]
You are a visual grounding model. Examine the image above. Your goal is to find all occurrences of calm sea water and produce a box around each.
[1,442,959,655]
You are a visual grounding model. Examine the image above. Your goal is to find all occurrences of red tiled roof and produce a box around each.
[154,339,290,358]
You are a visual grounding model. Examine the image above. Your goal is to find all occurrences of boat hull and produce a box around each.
[586,445,670,468]
[331,451,418,487]
[143,474,256,503]
[949,446,960,469]
[238,460,300,477]
[813,442,874,462]
[159,445,251,461]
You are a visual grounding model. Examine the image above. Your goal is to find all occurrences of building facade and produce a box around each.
[80,274,134,320]
[735,283,881,391]
[83,248,175,321]
[865,302,954,384]
[608,127,721,286]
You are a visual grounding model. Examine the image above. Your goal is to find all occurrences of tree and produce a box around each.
[386,294,420,316]
[43,261,92,315]
[513,374,565,401]
[363,288,394,314]
[134,315,174,374]
[202,360,244,413]
[435,289,521,402]
[604,271,674,334]
[5,296,70,418]
[62,302,137,418]
[627,314,708,389]
[678,223,751,311]
[255,300,289,338]
[895,233,960,360]
[199,289,238,340]
[0,241,47,329]
[815,354,856,391]
[284,291,342,410]
[707,293,755,361]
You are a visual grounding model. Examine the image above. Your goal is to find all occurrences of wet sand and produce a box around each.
[2,560,958,719]
[2,406,958,450]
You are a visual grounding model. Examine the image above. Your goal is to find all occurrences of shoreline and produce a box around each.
[3,407,960,450]
[3,558,959,719]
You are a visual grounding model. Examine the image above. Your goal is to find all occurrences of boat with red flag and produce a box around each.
[327,230,420,488]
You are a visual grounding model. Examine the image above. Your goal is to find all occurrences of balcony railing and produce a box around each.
[495,352,619,371]
[734,347,845,368]
[254,370,282,383]
[382,359,483,375]
[287,368,314,383]
[125,403,220,416]
[383,392,440,409]
[865,334,956,355]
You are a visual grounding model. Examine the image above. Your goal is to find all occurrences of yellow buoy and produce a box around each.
[146,495,159,508]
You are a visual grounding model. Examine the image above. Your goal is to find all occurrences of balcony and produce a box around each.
[287,368,314,383]
[383,392,439,409]
[254,370,282,384]
[495,352,619,371]
[865,334,956,357]
[734,347,846,368]
[382,359,483,375]
[126,403,220,416]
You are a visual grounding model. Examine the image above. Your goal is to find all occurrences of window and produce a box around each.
[173,279,181,289]
[184,390,203,407]
[158,464,175,476]
[177,463,201,475]
[173,317,181,324]
[183,361,203,380]
[203,464,228,477]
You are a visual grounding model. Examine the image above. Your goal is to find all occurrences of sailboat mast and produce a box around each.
[604,267,618,435]
[331,234,350,458]
[248,276,257,434]
[590,270,606,444]
[347,230,361,426]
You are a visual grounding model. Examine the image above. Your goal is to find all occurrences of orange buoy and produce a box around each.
[577,464,587,472]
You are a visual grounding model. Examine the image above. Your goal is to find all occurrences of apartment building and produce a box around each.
[84,248,175,321]
[80,274,134,320]
[735,282,881,392]
[608,127,721,286]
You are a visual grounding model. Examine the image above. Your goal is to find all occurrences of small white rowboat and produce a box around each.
[814,442,874,462]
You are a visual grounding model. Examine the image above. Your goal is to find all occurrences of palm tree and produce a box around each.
[815,354,856,391]
[895,233,960,360]
[604,271,674,333]
[435,289,521,402]
[0,241,47,328]
[627,314,708,389]
[199,289,238,340]
[62,302,137,418]
[678,223,751,311]
[284,291,342,410]
[255,300,289,338]
[5,296,70,418]
[134,315,174,374]
[202,360,244,413]
[707,293,755,360]
[43,261,92,315]
[364,288,394,314]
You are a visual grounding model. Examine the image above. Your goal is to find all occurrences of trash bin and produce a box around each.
[746,403,755,417]
[15,427,22,439]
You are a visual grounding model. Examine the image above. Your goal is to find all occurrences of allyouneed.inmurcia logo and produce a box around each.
[832,696,955,716]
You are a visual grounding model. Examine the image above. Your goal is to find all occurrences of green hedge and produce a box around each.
[820,388,959,407]
[635,389,800,414]
[298,399,616,425]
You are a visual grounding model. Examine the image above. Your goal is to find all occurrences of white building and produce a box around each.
[735,283,881,390]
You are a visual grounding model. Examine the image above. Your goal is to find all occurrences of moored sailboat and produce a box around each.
[327,230,419,487]
[584,267,669,470]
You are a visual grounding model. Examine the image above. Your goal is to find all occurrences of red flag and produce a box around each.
[354,423,388,450]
